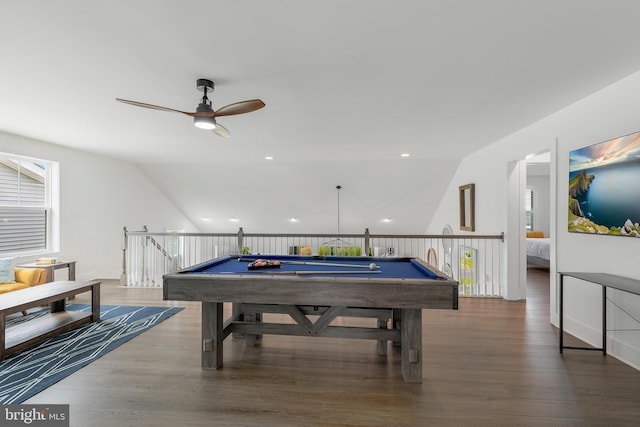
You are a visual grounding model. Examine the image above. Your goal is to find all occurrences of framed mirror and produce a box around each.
[459,183,475,231]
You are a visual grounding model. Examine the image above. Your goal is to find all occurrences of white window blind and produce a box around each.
[0,156,49,254]
[525,187,534,231]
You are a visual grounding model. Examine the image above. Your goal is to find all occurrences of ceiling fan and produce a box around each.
[116,79,265,137]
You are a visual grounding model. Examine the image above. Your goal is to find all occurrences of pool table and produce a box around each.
[163,255,458,382]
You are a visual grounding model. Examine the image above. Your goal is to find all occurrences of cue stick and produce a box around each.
[256,270,382,275]
[238,258,379,269]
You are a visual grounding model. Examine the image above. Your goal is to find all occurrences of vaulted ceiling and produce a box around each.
[2,1,640,232]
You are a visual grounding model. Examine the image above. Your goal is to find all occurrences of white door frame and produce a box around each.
[506,159,527,300]
[505,142,558,321]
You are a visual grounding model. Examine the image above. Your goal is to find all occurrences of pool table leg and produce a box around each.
[401,308,422,383]
[232,303,244,338]
[392,309,401,348]
[202,302,223,369]
[245,311,257,347]
[377,318,388,355]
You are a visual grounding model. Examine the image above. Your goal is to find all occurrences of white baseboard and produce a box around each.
[561,316,640,371]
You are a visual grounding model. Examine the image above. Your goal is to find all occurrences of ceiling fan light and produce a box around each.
[194,116,216,130]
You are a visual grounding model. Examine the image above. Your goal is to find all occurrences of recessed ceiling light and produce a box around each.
[401,153,410,158]
[289,218,299,222]
[229,217,239,222]
[265,156,274,160]
[381,218,392,223]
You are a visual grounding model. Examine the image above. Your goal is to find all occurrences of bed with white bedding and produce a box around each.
[526,237,550,268]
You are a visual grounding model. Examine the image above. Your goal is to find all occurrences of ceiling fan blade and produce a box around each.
[214,99,265,117]
[115,98,194,116]
[213,123,231,138]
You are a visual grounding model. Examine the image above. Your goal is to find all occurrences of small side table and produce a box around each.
[558,271,640,355]
[17,260,76,283]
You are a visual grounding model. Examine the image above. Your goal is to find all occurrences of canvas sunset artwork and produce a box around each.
[569,130,640,237]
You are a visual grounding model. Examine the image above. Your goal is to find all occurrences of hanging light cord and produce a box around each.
[336,185,342,234]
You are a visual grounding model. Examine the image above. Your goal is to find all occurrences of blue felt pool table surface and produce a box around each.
[186,255,443,280]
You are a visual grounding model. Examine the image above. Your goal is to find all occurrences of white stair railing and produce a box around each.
[121,227,504,297]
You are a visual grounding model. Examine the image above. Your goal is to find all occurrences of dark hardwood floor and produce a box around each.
[24,269,640,426]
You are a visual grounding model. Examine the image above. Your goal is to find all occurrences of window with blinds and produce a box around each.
[0,155,49,254]
[525,187,534,231]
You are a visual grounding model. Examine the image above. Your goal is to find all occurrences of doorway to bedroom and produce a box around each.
[525,151,551,299]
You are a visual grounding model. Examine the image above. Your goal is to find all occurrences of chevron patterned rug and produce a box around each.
[0,304,183,404]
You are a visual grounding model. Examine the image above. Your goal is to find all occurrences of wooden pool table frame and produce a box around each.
[163,256,458,382]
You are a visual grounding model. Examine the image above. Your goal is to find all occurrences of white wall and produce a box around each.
[0,131,197,280]
[428,69,640,369]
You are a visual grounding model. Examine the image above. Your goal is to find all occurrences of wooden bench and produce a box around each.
[0,280,101,361]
